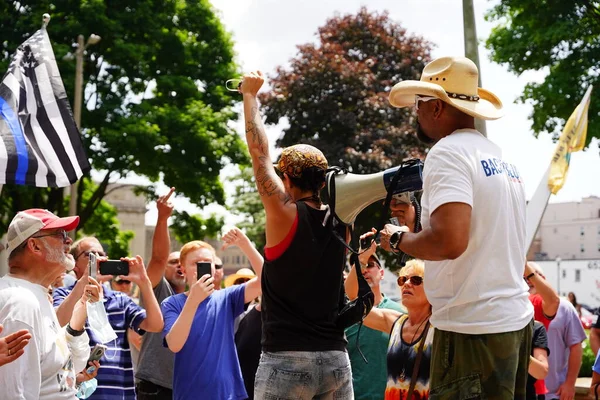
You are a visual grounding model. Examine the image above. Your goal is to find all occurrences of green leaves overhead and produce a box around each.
[0,0,248,246]
[486,0,600,145]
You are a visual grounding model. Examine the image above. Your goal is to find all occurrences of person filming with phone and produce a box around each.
[53,236,163,399]
[0,209,94,399]
[161,238,262,400]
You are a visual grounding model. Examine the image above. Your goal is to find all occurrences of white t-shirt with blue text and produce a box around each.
[421,129,533,334]
[162,284,247,400]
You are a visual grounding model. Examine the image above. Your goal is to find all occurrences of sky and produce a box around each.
[142,0,600,227]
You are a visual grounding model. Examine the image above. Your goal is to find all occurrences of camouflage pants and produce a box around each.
[429,320,533,400]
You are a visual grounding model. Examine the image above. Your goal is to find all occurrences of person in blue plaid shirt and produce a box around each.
[53,237,163,399]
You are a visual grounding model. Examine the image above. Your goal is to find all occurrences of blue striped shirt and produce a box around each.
[53,284,146,400]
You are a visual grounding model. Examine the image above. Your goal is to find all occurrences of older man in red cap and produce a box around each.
[240,71,352,399]
[0,209,99,399]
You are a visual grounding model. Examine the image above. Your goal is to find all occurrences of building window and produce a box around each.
[581,227,585,236]
[554,227,558,234]
[575,269,581,282]
[598,225,600,235]
[581,244,585,253]
[562,270,567,279]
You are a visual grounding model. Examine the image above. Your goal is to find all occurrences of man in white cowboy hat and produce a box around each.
[379,56,534,399]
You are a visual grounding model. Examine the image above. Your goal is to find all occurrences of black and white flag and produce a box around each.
[0,27,90,187]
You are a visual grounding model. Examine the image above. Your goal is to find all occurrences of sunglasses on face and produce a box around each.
[415,95,437,111]
[32,229,69,243]
[75,250,107,260]
[115,280,131,285]
[397,275,424,287]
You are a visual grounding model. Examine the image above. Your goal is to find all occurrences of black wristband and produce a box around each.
[66,323,85,337]
[526,272,535,280]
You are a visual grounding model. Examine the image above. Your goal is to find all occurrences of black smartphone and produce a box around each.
[196,262,212,281]
[99,260,129,276]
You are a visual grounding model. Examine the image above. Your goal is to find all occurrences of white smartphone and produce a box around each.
[88,252,97,279]
[392,192,412,204]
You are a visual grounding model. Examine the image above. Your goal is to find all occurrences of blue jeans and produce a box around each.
[254,351,353,400]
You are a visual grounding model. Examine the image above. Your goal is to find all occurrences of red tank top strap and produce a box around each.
[264,212,299,261]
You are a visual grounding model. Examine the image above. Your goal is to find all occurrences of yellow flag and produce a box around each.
[547,86,592,194]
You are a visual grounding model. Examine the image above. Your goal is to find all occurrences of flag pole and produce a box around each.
[42,13,50,29]
[525,85,593,252]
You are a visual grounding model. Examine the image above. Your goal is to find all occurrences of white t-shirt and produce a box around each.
[0,275,89,399]
[421,129,533,334]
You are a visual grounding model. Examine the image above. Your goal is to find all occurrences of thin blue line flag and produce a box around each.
[0,27,90,187]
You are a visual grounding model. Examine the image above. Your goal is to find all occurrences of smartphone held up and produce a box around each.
[196,262,212,281]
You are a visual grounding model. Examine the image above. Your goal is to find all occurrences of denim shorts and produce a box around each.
[254,350,353,400]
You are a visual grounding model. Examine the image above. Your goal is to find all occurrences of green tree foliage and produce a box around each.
[229,166,266,252]
[259,7,432,173]
[170,210,223,245]
[0,0,248,246]
[486,0,600,144]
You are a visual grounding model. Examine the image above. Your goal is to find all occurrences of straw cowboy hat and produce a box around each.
[389,56,503,120]
[224,267,256,287]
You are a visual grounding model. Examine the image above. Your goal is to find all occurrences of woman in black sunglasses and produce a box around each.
[360,259,433,399]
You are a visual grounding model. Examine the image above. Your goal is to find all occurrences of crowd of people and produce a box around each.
[0,56,599,400]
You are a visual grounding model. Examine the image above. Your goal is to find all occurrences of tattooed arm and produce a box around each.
[240,71,296,246]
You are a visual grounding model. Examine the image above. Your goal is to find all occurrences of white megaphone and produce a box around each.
[325,159,424,225]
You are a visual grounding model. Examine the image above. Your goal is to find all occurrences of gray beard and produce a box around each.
[42,240,75,271]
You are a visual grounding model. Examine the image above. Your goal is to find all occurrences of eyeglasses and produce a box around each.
[215,264,223,270]
[114,280,131,285]
[365,262,380,269]
[32,229,69,243]
[75,250,107,260]
[233,278,250,285]
[415,95,437,111]
[397,275,424,287]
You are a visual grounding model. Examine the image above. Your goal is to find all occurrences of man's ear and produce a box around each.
[433,99,445,119]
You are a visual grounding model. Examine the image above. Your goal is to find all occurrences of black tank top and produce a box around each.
[261,201,348,352]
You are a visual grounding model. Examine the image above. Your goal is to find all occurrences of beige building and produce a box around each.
[103,184,148,259]
[533,196,600,260]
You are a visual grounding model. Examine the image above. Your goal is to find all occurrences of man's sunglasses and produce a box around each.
[115,280,131,285]
[397,275,424,287]
[32,229,69,242]
[415,95,437,111]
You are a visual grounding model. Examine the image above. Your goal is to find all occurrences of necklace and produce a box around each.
[406,314,431,345]
[399,313,430,382]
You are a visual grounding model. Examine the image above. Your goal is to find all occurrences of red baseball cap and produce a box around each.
[6,209,79,254]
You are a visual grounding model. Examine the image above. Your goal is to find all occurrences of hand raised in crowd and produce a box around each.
[358,228,378,266]
[390,198,416,229]
[221,227,251,250]
[157,187,175,221]
[188,274,215,307]
[70,282,101,331]
[76,360,100,384]
[119,256,150,286]
[84,277,103,304]
[239,71,264,97]
[0,324,31,366]
[73,252,108,297]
